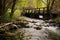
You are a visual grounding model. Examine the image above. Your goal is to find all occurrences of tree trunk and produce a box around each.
[0,0,3,16]
[0,0,7,16]
[10,0,16,18]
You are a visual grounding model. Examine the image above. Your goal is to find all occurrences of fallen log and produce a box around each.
[0,22,13,28]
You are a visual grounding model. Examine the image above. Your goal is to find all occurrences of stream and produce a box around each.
[19,17,60,40]
[0,17,59,40]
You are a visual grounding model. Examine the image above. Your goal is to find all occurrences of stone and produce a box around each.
[9,24,18,31]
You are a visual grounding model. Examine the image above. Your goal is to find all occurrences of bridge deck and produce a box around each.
[21,8,58,20]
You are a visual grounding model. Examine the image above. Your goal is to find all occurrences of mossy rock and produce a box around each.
[17,25,21,28]
[0,28,6,34]
[45,20,49,23]
[7,24,18,32]
[18,17,27,21]
[20,22,28,27]
[34,25,42,30]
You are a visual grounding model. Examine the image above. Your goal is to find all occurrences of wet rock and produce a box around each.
[48,19,56,23]
[34,25,42,30]
[17,25,21,28]
[26,22,34,28]
[8,24,18,31]
[31,21,37,23]
[20,22,28,26]
[34,22,40,26]
[41,22,49,27]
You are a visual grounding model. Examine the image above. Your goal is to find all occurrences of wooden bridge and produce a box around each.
[21,7,57,20]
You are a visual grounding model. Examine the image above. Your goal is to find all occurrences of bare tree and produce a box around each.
[0,0,13,16]
[0,0,7,16]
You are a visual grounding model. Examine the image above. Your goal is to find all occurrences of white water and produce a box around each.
[21,17,59,40]
[22,27,58,40]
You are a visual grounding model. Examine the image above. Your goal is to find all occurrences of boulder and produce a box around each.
[8,24,18,31]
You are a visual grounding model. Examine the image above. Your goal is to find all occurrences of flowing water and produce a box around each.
[19,17,60,40]
[0,17,59,40]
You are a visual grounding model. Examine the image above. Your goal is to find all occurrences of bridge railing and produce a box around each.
[22,7,46,14]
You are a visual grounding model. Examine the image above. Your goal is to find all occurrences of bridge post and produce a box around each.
[30,9,32,13]
[32,9,34,13]
[31,9,33,13]
[43,8,45,14]
[38,8,40,15]
[43,8,46,20]
[27,9,29,13]
[34,8,36,14]
[27,9,30,13]
[25,9,27,13]
[22,8,26,16]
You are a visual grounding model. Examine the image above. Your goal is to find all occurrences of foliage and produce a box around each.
[0,9,22,22]
[55,17,60,23]
[0,0,16,22]
[12,9,22,19]
[0,26,25,40]
[16,0,46,8]
[52,0,60,12]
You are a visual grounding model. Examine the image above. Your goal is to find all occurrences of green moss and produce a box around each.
[20,22,28,27]
[45,20,49,23]
[34,25,42,30]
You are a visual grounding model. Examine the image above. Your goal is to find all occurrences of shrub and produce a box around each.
[0,9,22,23]
[55,17,60,23]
